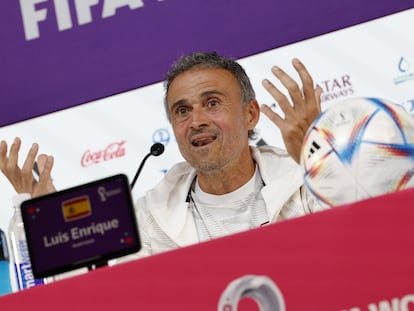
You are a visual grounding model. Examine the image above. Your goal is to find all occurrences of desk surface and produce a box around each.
[1,188,413,310]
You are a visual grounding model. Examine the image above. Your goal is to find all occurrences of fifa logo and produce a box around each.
[19,0,144,40]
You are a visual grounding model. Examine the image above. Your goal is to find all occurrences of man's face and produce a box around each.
[166,67,258,174]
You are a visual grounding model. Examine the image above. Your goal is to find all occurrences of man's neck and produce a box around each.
[196,159,256,195]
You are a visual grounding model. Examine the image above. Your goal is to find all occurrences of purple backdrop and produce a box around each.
[0,0,412,127]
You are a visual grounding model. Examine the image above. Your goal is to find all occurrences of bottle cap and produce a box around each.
[12,193,31,209]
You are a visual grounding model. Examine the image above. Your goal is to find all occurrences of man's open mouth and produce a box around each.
[191,135,216,147]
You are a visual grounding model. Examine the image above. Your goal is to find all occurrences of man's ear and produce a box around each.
[245,99,260,130]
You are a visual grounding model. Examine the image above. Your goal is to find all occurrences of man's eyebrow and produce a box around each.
[200,90,225,98]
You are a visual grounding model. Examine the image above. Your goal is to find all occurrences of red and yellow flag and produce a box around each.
[62,196,91,222]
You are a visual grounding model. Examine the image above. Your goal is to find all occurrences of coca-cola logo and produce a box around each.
[81,141,126,167]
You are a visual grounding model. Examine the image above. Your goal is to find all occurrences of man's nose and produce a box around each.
[190,105,209,129]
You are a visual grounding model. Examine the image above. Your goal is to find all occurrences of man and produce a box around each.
[0,51,326,258]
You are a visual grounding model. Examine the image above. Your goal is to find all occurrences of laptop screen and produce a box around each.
[21,174,141,278]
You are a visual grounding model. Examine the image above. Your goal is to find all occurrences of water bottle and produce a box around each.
[0,228,12,295]
[8,194,46,291]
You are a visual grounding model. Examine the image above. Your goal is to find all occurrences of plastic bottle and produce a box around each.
[8,194,45,291]
[0,228,12,295]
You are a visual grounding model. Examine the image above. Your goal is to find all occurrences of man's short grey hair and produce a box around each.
[163,51,257,139]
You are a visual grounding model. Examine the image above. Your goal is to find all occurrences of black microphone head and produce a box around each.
[150,143,165,156]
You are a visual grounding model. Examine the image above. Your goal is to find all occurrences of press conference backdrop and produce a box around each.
[0,3,413,238]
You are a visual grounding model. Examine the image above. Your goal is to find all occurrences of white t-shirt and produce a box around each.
[189,166,269,241]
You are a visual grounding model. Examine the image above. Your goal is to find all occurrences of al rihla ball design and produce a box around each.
[300,97,414,208]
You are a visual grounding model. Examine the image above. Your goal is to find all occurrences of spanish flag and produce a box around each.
[62,196,92,222]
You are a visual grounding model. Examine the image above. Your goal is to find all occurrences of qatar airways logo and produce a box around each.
[317,74,355,103]
[81,141,126,167]
[19,0,145,41]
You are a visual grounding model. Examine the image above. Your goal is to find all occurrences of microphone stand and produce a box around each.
[130,143,165,189]
[130,153,152,189]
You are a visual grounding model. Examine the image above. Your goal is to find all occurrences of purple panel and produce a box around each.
[0,0,412,126]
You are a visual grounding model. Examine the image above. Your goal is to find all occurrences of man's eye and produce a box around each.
[175,106,189,116]
[207,99,219,108]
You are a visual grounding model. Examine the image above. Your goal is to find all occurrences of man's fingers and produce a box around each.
[260,104,283,128]
[21,143,39,179]
[7,137,21,170]
[36,155,55,195]
[36,154,48,172]
[261,79,293,116]
[270,65,303,109]
[38,155,53,179]
[292,58,315,102]
[0,140,8,171]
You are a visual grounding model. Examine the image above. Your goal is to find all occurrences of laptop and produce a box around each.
[21,174,141,278]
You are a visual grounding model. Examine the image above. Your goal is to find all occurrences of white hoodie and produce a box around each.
[134,145,325,257]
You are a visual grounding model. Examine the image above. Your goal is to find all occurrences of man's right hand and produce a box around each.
[0,137,56,197]
[260,58,322,164]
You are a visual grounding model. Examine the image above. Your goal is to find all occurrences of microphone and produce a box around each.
[130,143,165,189]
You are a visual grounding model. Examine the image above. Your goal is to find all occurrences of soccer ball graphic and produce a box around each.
[300,97,414,208]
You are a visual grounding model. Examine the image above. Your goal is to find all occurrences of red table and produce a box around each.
[1,188,414,310]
